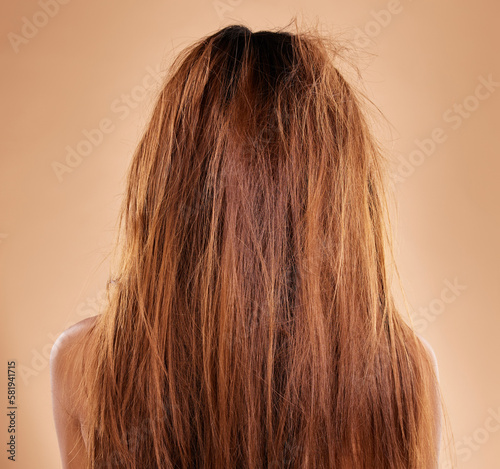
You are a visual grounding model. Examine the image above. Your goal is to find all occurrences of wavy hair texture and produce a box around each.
[73,20,443,468]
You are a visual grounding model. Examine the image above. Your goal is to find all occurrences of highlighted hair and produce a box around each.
[76,20,442,468]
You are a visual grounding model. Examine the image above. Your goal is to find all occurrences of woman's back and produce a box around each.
[51,314,441,467]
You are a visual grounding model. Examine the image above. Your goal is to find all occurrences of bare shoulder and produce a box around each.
[415,333,442,461]
[51,315,100,359]
[50,315,100,419]
[50,315,100,376]
[415,333,439,381]
[51,316,101,466]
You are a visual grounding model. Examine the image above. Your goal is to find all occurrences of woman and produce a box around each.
[50,22,442,468]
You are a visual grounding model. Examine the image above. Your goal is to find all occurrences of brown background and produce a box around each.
[1,0,499,467]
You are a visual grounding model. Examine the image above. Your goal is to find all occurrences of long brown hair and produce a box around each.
[74,20,442,468]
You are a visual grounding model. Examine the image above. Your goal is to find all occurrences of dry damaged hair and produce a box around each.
[71,21,443,469]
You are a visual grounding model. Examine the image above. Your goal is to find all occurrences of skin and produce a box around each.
[50,315,98,469]
[50,315,442,468]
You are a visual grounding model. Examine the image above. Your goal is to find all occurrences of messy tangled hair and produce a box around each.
[74,21,441,468]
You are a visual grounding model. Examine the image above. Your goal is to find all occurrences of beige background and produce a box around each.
[1,0,499,467]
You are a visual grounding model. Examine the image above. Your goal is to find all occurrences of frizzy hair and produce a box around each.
[73,20,443,468]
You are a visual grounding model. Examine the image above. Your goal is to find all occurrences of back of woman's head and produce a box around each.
[78,21,441,469]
